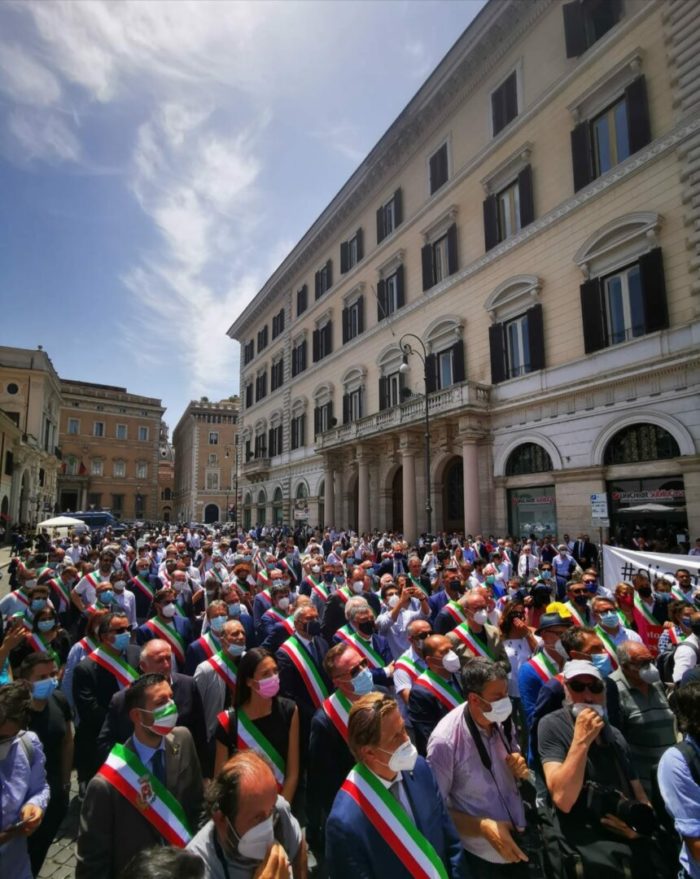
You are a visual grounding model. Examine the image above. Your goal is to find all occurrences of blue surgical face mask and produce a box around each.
[599,611,619,629]
[37,619,56,633]
[227,602,241,617]
[541,570,552,580]
[351,667,374,696]
[227,642,245,658]
[99,590,114,605]
[113,632,130,653]
[210,615,226,633]
[589,652,612,678]
[31,598,47,612]
[32,677,58,700]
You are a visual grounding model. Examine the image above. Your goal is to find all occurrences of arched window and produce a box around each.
[506,443,553,476]
[604,424,680,465]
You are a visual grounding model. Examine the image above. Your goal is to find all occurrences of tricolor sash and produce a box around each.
[322,690,353,742]
[394,655,423,684]
[89,647,139,688]
[195,632,219,660]
[451,623,495,660]
[47,576,71,607]
[145,618,186,665]
[131,575,155,601]
[84,572,104,591]
[670,627,687,646]
[594,626,619,670]
[308,576,329,603]
[527,650,558,683]
[672,586,695,604]
[414,669,463,710]
[257,570,272,588]
[98,743,192,848]
[26,632,61,666]
[216,709,285,791]
[263,608,295,634]
[632,593,664,657]
[443,601,467,626]
[336,585,353,603]
[208,651,238,691]
[260,588,272,603]
[278,636,328,708]
[11,589,30,608]
[563,602,587,627]
[336,626,385,669]
[408,574,428,595]
[79,635,98,654]
[633,592,660,626]
[340,764,449,879]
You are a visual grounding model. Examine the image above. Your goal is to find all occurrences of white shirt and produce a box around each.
[673,632,700,683]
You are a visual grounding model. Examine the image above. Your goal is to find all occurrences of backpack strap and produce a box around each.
[675,741,700,788]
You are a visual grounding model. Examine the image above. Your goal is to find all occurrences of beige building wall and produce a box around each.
[229,0,700,543]
[58,381,164,521]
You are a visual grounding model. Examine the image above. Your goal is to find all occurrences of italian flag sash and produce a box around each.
[89,647,139,688]
[79,635,98,654]
[451,623,495,660]
[672,586,694,604]
[527,650,558,683]
[670,627,687,645]
[341,764,449,879]
[564,602,587,627]
[84,572,104,590]
[336,626,385,669]
[322,690,353,742]
[633,592,660,625]
[259,588,271,603]
[132,575,155,601]
[234,577,250,595]
[444,601,467,626]
[278,636,328,708]
[308,576,329,603]
[208,651,238,691]
[415,669,463,710]
[216,710,285,791]
[336,586,353,603]
[394,655,423,683]
[26,633,61,666]
[12,590,30,608]
[594,626,619,670]
[98,743,192,848]
[264,608,295,634]
[257,570,271,588]
[47,576,71,606]
[145,618,186,665]
[409,574,428,595]
[196,632,219,659]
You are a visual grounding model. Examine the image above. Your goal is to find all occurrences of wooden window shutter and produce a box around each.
[446,223,459,276]
[483,194,499,251]
[312,328,320,362]
[518,165,535,228]
[314,407,320,436]
[639,248,669,334]
[376,206,386,244]
[571,122,593,192]
[315,271,321,300]
[342,394,350,425]
[625,75,652,155]
[340,241,349,274]
[377,279,387,321]
[357,296,364,334]
[341,306,349,344]
[356,228,363,262]
[325,321,333,355]
[452,339,465,383]
[291,347,298,377]
[579,278,607,354]
[425,353,437,393]
[396,264,405,309]
[505,73,518,123]
[326,259,333,288]
[526,304,545,371]
[421,243,434,291]
[562,1,586,58]
[394,189,403,226]
[429,151,439,193]
[489,323,506,384]
[301,340,307,371]
[268,429,274,454]
[378,377,388,411]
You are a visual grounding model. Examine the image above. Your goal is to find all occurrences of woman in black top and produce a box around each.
[10,606,71,674]
[214,647,300,803]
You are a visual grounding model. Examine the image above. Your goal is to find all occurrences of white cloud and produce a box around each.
[7,109,81,162]
[0,42,62,106]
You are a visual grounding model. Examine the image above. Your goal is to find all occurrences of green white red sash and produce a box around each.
[564,601,587,627]
[340,763,449,879]
[47,576,71,607]
[670,627,687,645]
[409,574,428,595]
[84,572,104,590]
[672,586,695,604]
[145,618,186,665]
[195,632,219,659]
[79,635,98,654]
[336,585,353,603]
[307,575,329,603]
[594,626,619,670]
[264,607,295,634]
[394,654,423,683]
[336,626,385,669]
[322,690,353,742]
[259,588,271,602]
[98,743,192,848]
[216,709,285,790]
[12,589,29,608]
[208,651,239,691]
[89,647,139,688]
[527,650,558,683]
[26,632,61,666]
[451,623,495,660]
[633,592,661,625]
[278,636,328,708]
[444,601,467,626]
[415,669,463,710]
[257,570,271,588]
[131,575,155,601]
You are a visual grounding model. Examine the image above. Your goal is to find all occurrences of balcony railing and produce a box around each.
[316,379,490,450]
[241,457,271,478]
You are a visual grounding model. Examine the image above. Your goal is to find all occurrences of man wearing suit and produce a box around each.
[320,567,381,642]
[326,692,466,879]
[332,597,394,688]
[434,575,469,634]
[96,638,208,771]
[184,601,229,675]
[448,590,511,670]
[76,673,204,879]
[73,611,137,782]
[193,619,246,746]
[408,634,465,755]
[135,587,193,674]
[572,533,598,570]
[258,581,293,646]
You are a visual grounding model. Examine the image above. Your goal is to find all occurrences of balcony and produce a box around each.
[241,457,271,479]
[316,379,491,451]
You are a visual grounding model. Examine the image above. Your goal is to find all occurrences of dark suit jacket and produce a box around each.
[253,591,272,631]
[325,756,466,879]
[321,591,381,643]
[276,635,333,740]
[434,606,461,635]
[96,672,208,770]
[307,704,354,849]
[331,630,393,687]
[135,615,193,672]
[428,589,449,621]
[572,540,598,568]
[73,653,127,778]
[75,727,204,879]
[407,674,464,755]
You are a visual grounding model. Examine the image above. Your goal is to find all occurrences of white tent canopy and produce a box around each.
[37,515,84,528]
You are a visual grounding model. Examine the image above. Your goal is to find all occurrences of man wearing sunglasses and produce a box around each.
[564,581,594,627]
[538,660,661,879]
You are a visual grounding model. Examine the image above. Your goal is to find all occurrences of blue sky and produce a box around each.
[0,0,484,432]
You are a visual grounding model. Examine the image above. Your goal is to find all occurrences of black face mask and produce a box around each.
[305,619,322,638]
[358,620,375,636]
[324,573,334,583]
[638,586,652,598]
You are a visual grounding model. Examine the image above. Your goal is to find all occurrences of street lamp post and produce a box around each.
[398,333,433,537]
[225,437,240,534]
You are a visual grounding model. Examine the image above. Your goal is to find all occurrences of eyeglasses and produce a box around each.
[338,659,369,679]
[110,626,130,635]
[567,679,605,694]
[412,631,433,641]
[570,589,587,596]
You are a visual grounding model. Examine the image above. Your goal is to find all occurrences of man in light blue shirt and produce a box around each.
[375,578,430,660]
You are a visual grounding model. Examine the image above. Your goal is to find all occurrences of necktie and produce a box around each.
[151,749,166,786]
[525,558,530,577]
[389,779,414,821]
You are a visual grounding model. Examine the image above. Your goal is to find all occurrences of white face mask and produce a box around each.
[277,596,290,612]
[638,664,661,684]
[380,739,418,773]
[387,594,400,609]
[481,696,513,724]
[311,565,321,574]
[352,581,364,594]
[442,651,461,673]
[161,603,177,619]
[472,609,488,626]
[572,702,605,719]
[229,814,275,862]
[113,580,126,593]
[552,638,568,659]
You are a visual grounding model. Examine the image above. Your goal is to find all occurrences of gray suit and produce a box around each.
[75,727,204,879]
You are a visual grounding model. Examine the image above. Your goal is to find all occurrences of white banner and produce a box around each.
[603,545,700,589]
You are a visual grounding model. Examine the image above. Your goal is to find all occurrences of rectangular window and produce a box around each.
[314,403,333,436]
[268,424,283,457]
[505,314,532,378]
[422,224,458,291]
[208,431,218,445]
[603,264,645,345]
[340,229,363,274]
[437,350,454,389]
[206,471,220,490]
[138,426,149,441]
[68,418,79,435]
[291,340,307,377]
[491,71,518,136]
[376,189,403,244]
[254,434,267,458]
[315,261,333,299]
[116,424,127,440]
[484,167,534,251]
[243,340,255,365]
[385,274,399,315]
[429,143,449,195]
[93,421,104,438]
[563,0,622,58]
[208,453,218,466]
[591,98,630,177]
[88,492,101,508]
[255,373,267,402]
[136,462,148,479]
[245,383,253,409]
[291,414,306,450]
[313,322,333,363]
[271,359,284,392]
[433,234,449,285]
[343,297,364,344]
[91,460,103,477]
[257,326,268,352]
[272,308,285,339]
[349,389,362,421]
[297,285,308,316]
[114,461,126,478]
[497,181,521,241]
[112,494,124,513]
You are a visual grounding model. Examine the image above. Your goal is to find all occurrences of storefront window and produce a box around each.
[508,486,557,538]
[608,477,687,549]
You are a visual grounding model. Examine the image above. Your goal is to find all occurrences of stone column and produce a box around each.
[324,459,335,529]
[357,449,371,535]
[462,436,480,536]
[400,439,417,542]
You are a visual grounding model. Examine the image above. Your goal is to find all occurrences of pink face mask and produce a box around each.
[255,674,280,699]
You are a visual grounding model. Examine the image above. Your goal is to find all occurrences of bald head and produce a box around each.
[139,639,172,676]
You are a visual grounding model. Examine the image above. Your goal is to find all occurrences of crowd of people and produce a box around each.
[1,523,700,879]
